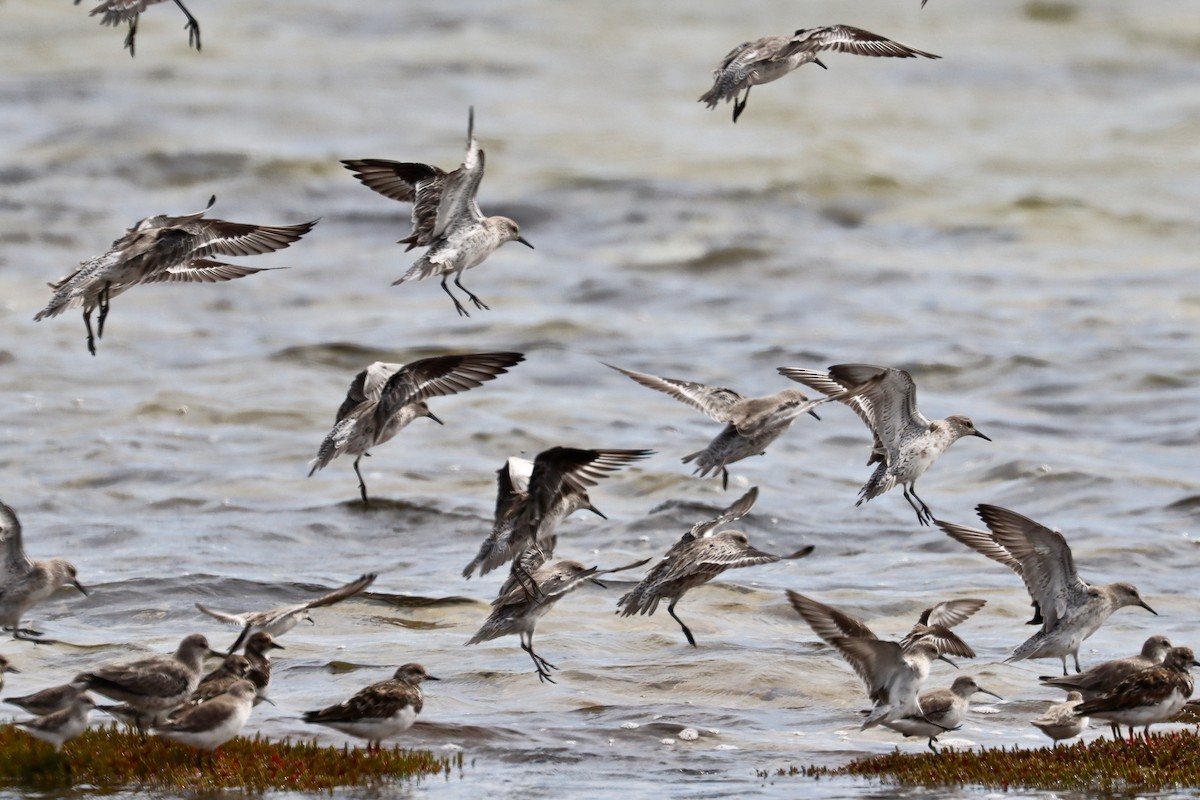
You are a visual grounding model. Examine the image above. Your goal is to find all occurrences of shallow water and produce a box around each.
[1,0,1199,797]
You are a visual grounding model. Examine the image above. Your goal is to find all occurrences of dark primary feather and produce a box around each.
[340,159,447,250]
[372,352,524,427]
[788,25,941,61]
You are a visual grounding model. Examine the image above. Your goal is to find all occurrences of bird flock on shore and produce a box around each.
[0,0,1189,765]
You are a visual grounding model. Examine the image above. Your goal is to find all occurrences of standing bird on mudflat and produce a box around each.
[13,693,96,753]
[1073,646,1198,741]
[938,505,1157,675]
[80,634,222,729]
[152,679,257,752]
[699,25,940,122]
[617,487,813,646]
[780,363,989,525]
[0,500,88,643]
[196,573,376,652]
[1031,692,1088,744]
[34,195,316,355]
[342,108,533,316]
[1040,635,1172,702]
[607,363,875,490]
[303,663,437,751]
[309,353,525,505]
[76,0,201,56]
[6,676,89,717]
[463,447,653,579]
[178,654,250,711]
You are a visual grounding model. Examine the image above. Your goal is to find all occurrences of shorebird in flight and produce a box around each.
[780,363,989,525]
[938,505,1157,675]
[309,353,524,505]
[609,363,874,490]
[617,487,813,646]
[196,573,376,652]
[700,25,940,122]
[342,108,533,316]
[34,196,316,355]
[463,447,652,579]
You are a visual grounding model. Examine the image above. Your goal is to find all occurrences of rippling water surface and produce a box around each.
[2,0,1200,797]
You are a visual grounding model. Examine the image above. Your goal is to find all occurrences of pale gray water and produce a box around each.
[1,0,1199,797]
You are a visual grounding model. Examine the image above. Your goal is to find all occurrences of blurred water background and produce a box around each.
[1,0,1199,797]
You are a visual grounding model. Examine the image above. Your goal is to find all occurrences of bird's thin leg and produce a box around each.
[667,598,696,647]
[1109,721,1120,739]
[124,17,138,57]
[352,455,370,506]
[439,276,470,317]
[10,619,53,643]
[927,736,939,753]
[732,86,751,123]
[83,308,97,356]
[454,273,490,312]
[525,633,557,672]
[1060,656,1069,677]
[171,0,201,50]
[1072,652,1082,673]
[903,484,933,526]
[97,282,111,338]
[720,467,729,491]
[521,632,557,684]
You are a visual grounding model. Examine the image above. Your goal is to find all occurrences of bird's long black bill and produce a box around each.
[781,545,815,560]
[599,557,652,575]
[517,237,534,249]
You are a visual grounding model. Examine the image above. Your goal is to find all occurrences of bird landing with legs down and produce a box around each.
[341,108,533,317]
[76,0,202,57]
[617,487,814,646]
[33,195,316,356]
[938,504,1157,676]
[467,548,649,684]
[780,363,989,525]
[309,352,525,505]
